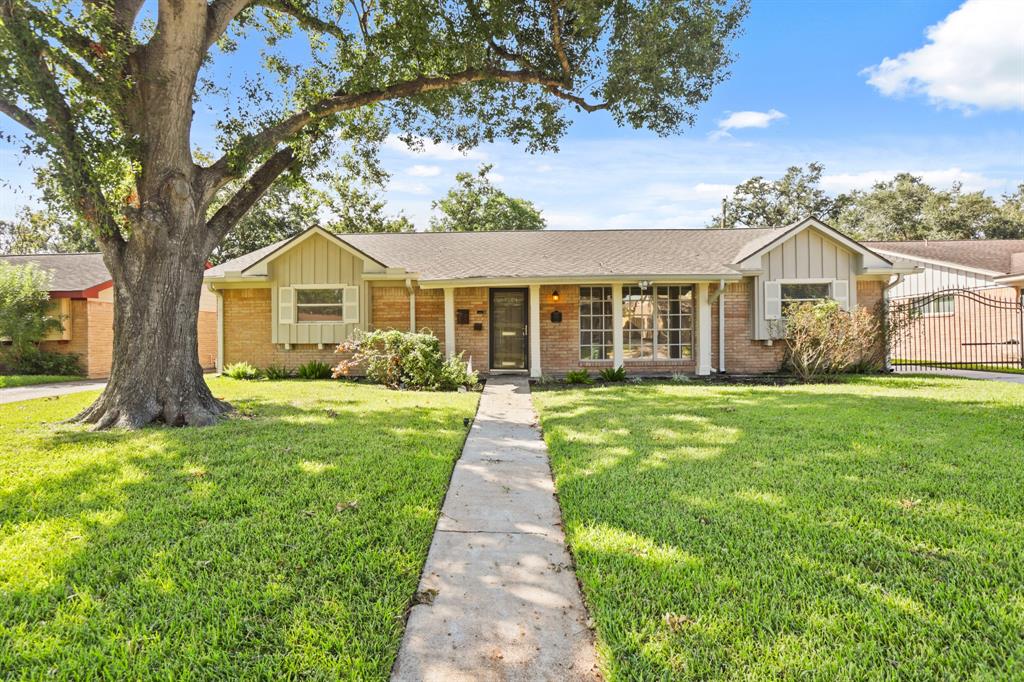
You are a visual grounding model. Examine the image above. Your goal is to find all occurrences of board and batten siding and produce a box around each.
[752,229,860,340]
[269,233,370,345]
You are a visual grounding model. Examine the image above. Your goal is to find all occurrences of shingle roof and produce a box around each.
[207,228,780,281]
[863,239,1024,275]
[205,238,292,278]
[0,252,110,291]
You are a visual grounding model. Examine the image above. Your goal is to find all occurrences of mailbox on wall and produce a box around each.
[550,310,563,323]
[456,309,470,324]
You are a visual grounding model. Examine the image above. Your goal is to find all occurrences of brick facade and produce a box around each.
[222,279,892,378]
[39,297,216,379]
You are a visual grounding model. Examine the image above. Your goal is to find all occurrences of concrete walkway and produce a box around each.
[392,376,600,682]
[900,368,1024,384]
[0,380,106,405]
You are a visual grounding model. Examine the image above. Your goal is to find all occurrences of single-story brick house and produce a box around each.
[0,252,218,378]
[205,216,915,377]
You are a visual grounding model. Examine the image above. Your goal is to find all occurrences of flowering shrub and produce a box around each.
[335,329,478,390]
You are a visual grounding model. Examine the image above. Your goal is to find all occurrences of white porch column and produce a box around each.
[611,283,624,367]
[696,282,712,376]
[443,287,456,358]
[529,284,541,377]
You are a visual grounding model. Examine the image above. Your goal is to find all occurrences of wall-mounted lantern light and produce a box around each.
[552,289,560,302]
[638,280,651,290]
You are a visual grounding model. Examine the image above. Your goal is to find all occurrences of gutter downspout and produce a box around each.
[405,278,416,333]
[717,279,726,373]
[882,274,905,372]
[210,285,224,374]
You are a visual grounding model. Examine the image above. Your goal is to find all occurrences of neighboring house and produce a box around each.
[205,216,912,377]
[861,240,1024,370]
[0,253,218,378]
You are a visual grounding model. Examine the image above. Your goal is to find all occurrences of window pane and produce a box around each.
[579,286,612,360]
[780,283,830,301]
[297,289,344,305]
[297,305,344,322]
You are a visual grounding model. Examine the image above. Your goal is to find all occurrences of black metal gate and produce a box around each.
[888,288,1024,372]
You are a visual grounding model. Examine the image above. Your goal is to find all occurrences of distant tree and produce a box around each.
[0,205,95,254]
[713,163,844,229]
[430,164,545,232]
[836,176,1024,241]
[322,177,414,235]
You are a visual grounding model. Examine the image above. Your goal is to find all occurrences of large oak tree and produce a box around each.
[0,0,747,428]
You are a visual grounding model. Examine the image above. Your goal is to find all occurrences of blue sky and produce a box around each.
[1,0,1022,230]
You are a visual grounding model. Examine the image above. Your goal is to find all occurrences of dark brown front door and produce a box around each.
[490,288,529,370]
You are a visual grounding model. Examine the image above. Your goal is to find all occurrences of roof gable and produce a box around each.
[863,239,1024,276]
[733,217,892,271]
[236,226,387,277]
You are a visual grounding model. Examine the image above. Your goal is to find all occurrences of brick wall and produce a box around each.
[712,282,786,374]
[539,285,585,374]
[454,287,489,371]
[39,298,91,376]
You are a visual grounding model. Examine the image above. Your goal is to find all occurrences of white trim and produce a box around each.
[696,283,711,376]
[406,279,416,332]
[717,279,725,373]
[529,284,541,378]
[417,274,743,289]
[213,287,224,373]
[611,283,624,367]
[286,285,360,325]
[443,287,456,358]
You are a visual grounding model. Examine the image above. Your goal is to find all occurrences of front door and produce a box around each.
[490,288,529,370]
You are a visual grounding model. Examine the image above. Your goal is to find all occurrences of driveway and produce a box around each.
[0,380,106,405]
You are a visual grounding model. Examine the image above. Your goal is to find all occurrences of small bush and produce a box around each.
[262,364,294,380]
[335,329,477,390]
[565,369,594,385]
[6,347,82,376]
[671,373,690,383]
[782,300,883,382]
[598,366,627,382]
[297,360,333,380]
[223,361,262,380]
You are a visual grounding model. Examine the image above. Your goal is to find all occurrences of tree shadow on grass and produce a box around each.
[536,378,1024,680]
[0,388,476,679]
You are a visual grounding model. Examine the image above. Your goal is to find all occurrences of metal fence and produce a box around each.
[888,288,1024,372]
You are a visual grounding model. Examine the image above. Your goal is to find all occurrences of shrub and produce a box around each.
[0,262,63,370]
[598,366,627,382]
[565,369,594,385]
[262,364,294,380]
[297,360,333,380]
[223,361,262,380]
[782,300,883,381]
[671,373,690,383]
[6,347,82,376]
[335,329,478,390]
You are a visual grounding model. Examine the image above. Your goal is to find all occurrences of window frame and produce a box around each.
[779,280,833,307]
[621,284,694,361]
[579,286,613,361]
[289,284,358,325]
[921,294,955,317]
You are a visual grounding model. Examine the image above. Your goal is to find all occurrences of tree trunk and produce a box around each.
[74,230,230,429]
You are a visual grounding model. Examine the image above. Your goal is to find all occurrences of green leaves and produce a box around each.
[429,163,546,232]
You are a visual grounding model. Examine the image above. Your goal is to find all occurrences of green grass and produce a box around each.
[533,376,1024,680]
[0,375,85,388]
[892,360,1024,375]
[0,378,478,679]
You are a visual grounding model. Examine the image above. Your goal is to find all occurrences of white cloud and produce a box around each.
[383,134,486,160]
[863,0,1024,111]
[388,178,432,195]
[717,109,786,131]
[645,182,734,201]
[821,167,997,193]
[406,164,441,177]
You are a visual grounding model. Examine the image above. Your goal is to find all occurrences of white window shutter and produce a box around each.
[764,281,782,320]
[831,280,850,310]
[343,286,360,323]
[279,287,295,324]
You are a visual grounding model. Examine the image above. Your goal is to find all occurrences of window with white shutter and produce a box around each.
[764,281,782,320]
[343,286,359,323]
[278,287,295,324]
[830,280,850,310]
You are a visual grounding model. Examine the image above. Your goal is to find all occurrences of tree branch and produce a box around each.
[547,0,572,83]
[0,97,45,136]
[204,67,569,189]
[256,0,352,43]
[204,0,255,50]
[544,86,607,112]
[21,2,101,66]
[205,146,297,247]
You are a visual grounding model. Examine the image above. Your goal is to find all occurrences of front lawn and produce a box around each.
[534,376,1024,680]
[0,378,478,679]
[0,375,85,388]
